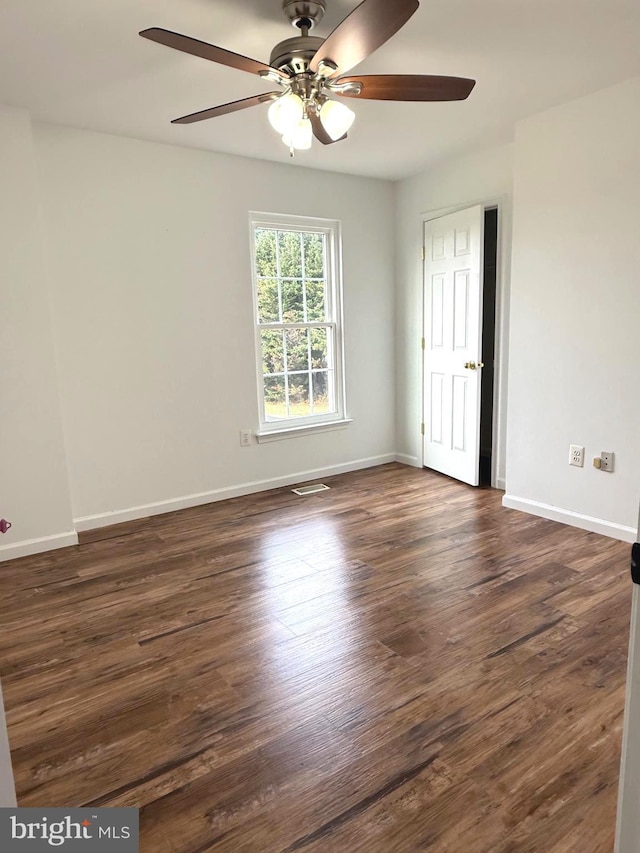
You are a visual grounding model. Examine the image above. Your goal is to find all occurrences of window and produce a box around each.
[250,213,348,439]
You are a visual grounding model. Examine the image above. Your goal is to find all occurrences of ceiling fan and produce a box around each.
[140,0,475,154]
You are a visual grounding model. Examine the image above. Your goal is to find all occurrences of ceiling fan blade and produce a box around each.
[308,111,347,145]
[310,0,419,78]
[172,93,280,125]
[140,28,289,81]
[335,74,476,101]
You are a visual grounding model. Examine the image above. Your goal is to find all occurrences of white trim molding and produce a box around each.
[256,418,353,443]
[0,531,78,563]
[75,454,396,532]
[503,494,637,543]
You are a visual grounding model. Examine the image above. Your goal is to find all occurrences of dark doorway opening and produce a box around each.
[479,207,498,486]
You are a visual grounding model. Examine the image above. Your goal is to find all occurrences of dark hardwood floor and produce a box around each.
[0,463,631,851]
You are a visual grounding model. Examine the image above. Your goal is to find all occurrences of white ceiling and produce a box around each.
[1,0,639,180]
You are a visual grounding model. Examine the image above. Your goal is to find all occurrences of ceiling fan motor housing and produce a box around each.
[270,35,325,75]
[282,0,326,31]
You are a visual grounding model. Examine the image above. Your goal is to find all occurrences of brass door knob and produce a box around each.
[464,361,485,370]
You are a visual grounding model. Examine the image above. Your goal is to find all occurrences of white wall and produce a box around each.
[394,143,514,482]
[0,106,75,561]
[4,76,639,553]
[504,76,640,539]
[34,125,396,527]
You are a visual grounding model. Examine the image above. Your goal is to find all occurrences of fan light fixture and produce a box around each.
[319,99,356,141]
[267,92,304,135]
[268,90,355,151]
[282,116,313,150]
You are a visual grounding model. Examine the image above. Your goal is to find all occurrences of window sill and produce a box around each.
[255,418,353,444]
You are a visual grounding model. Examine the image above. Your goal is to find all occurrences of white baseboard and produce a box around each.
[74,453,397,532]
[395,454,421,468]
[495,477,506,491]
[503,494,637,543]
[0,531,79,563]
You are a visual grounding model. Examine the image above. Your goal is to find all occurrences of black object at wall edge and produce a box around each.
[632,543,640,585]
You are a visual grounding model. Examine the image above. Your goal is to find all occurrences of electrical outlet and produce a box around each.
[239,429,251,447]
[569,445,585,468]
[600,451,614,472]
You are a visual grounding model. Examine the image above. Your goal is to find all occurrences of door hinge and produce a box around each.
[421,337,425,350]
[421,423,425,435]
[421,246,425,261]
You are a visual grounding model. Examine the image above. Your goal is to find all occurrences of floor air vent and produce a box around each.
[292,483,331,496]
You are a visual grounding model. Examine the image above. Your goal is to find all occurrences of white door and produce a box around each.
[615,508,640,853]
[423,205,484,486]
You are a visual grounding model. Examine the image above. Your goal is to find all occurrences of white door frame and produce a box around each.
[615,507,640,852]
[421,196,509,490]
[0,679,16,807]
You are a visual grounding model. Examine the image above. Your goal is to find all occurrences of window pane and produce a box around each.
[288,373,311,419]
[278,231,302,278]
[261,329,284,374]
[285,328,309,372]
[264,376,286,421]
[255,229,277,278]
[312,371,334,415]
[310,327,329,370]
[305,279,327,322]
[281,278,305,323]
[303,232,325,279]
[257,278,280,324]
[252,216,342,430]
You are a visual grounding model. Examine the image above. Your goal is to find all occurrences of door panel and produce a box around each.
[453,270,469,349]
[452,375,467,451]
[423,205,483,486]
[430,373,444,444]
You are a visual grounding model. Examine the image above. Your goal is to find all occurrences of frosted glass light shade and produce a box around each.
[268,93,304,135]
[320,100,356,141]
[282,117,313,150]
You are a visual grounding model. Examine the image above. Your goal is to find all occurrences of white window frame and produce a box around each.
[250,212,350,442]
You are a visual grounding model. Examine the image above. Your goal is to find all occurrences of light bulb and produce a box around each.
[282,117,312,151]
[319,99,356,141]
[268,93,304,135]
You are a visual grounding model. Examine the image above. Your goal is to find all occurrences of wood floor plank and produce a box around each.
[0,463,631,851]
